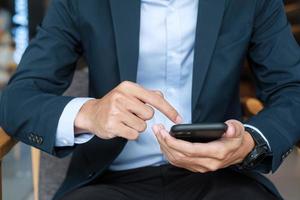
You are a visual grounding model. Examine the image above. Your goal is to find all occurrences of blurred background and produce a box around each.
[0,0,299,200]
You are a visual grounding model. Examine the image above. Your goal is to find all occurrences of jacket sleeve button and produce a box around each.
[37,137,44,145]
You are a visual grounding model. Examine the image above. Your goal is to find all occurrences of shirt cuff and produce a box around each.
[244,124,271,150]
[55,97,95,147]
[74,133,95,144]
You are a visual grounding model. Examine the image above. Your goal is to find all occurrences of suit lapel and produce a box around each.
[109,0,141,82]
[192,0,226,111]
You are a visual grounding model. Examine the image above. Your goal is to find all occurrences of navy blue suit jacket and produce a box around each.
[1,0,300,199]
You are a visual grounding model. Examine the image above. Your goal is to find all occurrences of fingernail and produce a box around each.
[226,124,235,138]
[175,115,183,124]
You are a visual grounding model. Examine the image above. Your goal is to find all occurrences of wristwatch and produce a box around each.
[239,126,271,170]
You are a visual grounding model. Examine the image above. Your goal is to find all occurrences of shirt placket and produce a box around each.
[161,3,182,163]
[166,4,182,101]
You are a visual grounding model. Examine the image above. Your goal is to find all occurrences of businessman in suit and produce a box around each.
[1,0,300,199]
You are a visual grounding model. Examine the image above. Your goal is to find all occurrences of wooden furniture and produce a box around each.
[0,128,16,200]
[31,148,40,200]
[242,97,264,118]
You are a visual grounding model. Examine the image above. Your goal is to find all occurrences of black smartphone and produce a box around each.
[170,123,228,143]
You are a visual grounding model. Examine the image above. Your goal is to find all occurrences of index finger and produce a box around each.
[124,82,182,123]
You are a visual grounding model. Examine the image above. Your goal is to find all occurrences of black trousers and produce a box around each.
[61,165,278,200]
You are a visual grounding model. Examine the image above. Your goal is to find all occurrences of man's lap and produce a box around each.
[61,165,278,200]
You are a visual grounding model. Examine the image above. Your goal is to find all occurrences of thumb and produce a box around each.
[224,120,243,138]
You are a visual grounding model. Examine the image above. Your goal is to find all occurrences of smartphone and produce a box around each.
[170,123,227,143]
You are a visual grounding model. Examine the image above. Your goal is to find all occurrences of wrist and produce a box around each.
[240,131,256,160]
[74,99,97,135]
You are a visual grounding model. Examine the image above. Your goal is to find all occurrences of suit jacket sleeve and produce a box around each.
[246,0,300,172]
[0,0,81,156]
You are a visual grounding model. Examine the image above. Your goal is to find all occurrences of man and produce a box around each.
[1,0,300,199]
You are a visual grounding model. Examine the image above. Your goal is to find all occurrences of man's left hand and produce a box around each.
[152,120,255,173]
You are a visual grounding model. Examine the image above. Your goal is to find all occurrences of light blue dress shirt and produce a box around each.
[55,0,270,171]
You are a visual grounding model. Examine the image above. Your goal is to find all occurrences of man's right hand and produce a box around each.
[74,81,181,140]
